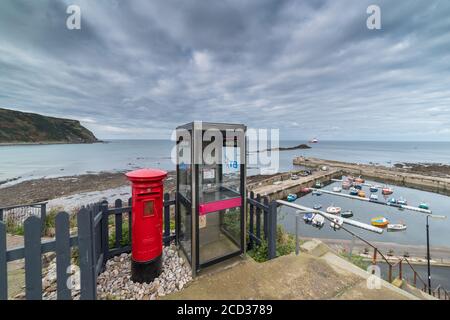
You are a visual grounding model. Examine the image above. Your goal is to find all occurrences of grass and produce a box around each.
[247,225,298,263]
[340,252,371,271]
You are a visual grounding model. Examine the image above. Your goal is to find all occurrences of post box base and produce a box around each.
[131,255,162,283]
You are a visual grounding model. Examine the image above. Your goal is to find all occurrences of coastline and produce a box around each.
[0,140,105,147]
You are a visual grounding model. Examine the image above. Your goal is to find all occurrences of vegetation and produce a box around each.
[247,225,298,263]
[340,252,371,270]
[5,215,25,235]
[108,220,131,248]
[0,107,99,144]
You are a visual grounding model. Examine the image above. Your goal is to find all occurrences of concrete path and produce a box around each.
[165,240,423,300]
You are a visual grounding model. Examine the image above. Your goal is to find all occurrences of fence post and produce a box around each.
[388,265,392,283]
[0,208,3,222]
[128,198,132,246]
[164,193,170,246]
[114,199,123,248]
[0,221,7,300]
[248,191,254,250]
[255,194,261,246]
[77,207,97,300]
[24,216,43,300]
[263,197,269,239]
[399,260,403,280]
[372,248,377,265]
[55,212,72,300]
[267,201,277,260]
[40,203,47,235]
[101,200,109,264]
[295,213,300,256]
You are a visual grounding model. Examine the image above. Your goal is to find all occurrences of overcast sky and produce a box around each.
[1,0,450,140]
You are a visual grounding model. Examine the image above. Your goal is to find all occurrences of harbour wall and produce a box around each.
[293,157,450,197]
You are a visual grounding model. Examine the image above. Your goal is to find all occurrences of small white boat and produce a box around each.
[312,190,322,196]
[333,186,342,193]
[313,204,322,210]
[326,206,342,215]
[370,194,378,201]
[312,214,325,228]
[291,174,299,180]
[397,198,407,205]
[330,216,344,230]
[341,210,353,218]
[387,223,407,232]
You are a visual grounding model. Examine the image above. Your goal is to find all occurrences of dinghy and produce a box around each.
[313,204,322,210]
[370,194,378,201]
[397,198,407,205]
[358,191,366,198]
[312,214,325,228]
[387,223,407,232]
[326,206,342,215]
[370,186,379,193]
[341,210,353,218]
[287,194,298,202]
[303,213,315,223]
[382,187,394,195]
[371,216,389,228]
[349,187,359,196]
[333,186,342,193]
[419,203,430,210]
[330,216,344,230]
[312,190,322,196]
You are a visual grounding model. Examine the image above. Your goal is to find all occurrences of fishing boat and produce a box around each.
[341,210,354,218]
[387,223,407,232]
[309,138,318,143]
[313,204,322,210]
[369,186,379,193]
[370,194,378,201]
[326,206,342,215]
[349,187,359,196]
[333,186,342,193]
[287,194,298,202]
[358,190,366,198]
[315,181,323,188]
[290,174,299,180]
[388,197,397,204]
[382,187,394,195]
[419,203,430,210]
[300,187,310,193]
[371,216,389,228]
[330,216,344,230]
[312,214,325,228]
[303,213,315,223]
[397,198,407,205]
[354,184,362,190]
[312,190,322,196]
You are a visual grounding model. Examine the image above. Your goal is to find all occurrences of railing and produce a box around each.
[0,202,47,234]
[247,191,278,260]
[0,194,176,300]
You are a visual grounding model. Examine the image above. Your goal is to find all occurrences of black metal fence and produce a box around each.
[0,194,176,300]
[247,191,278,259]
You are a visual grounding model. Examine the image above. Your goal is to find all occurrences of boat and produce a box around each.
[309,138,318,143]
[388,197,397,204]
[341,210,354,218]
[315,181,323,188]
[287,194,298,202]
[301,187,310,193]
[312,214,325,228]
[333,186,342,193]
[370,194,378,201]
[290,174,299,180]
[313,204,322,210]
[358,191,366,198]
[330,216,344,230]
[397,198,407,205]
[349,187,359,196]
[303,213,315,223]
[326,206,342,215]
[354,177,365,184]
[312,190,322,196]
[387,223,407,232]
[382,187,394,195]
[354,184,362,190]
[369,186,379,193]
[342,181,352,190]
[371,216,389,228]
[419,203,430,210]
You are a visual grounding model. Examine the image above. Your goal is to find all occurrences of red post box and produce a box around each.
[126,168,167,283]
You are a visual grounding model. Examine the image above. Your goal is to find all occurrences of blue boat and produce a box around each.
[303,213,314,223]
[287,194,298,202]
[370,186,378,193]
[354,184,362,190]
[313,204,322,210]
[419,203,430,210]
[388,198,397,204]
[349,188,359,196]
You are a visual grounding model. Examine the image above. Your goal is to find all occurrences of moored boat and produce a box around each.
[358,190,366,198]
[313,204,322,210]
[312,190,322,196]
[341,210,353,218]
[370,194,378,201]
[354,184,362,190]
[382,187,394,195]
[315,181,323,188]
[287,194,298,202]
[354,177,365,184]
[369,186,379,193]
[326,206,342,215]
[419,203,430,210]
[312,214,325,228]
[342,181,352,190]
[387,223,407,232]
[371,216,389,227]
[303,213,315,223]
[397,198,407,205]
[333,186,342,193]
[349,187,359,196]
[330,216,344,230]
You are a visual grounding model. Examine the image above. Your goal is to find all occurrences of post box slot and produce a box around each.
[137,192,158,197]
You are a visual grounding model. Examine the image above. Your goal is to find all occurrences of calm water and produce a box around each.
[278,178,450,247]
[2,140,450,185]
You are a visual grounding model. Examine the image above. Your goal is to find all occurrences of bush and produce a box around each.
[108,220,131,248]
[247,225,297,262]
[340,252,371,270]
[5,215,25,235]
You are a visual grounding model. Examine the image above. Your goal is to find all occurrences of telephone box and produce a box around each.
[126,168,167,283]
[175,122,246,276]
